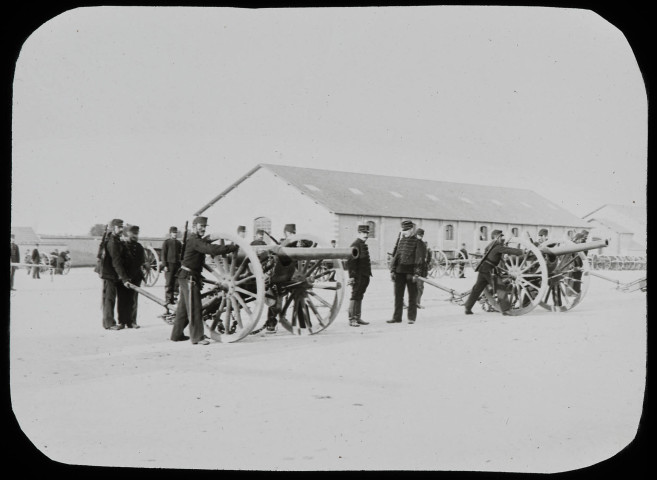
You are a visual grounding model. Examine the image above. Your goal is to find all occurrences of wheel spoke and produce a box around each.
[234,286,257,299]
[308,290,333,309]
[230,295,243,329]
[234,274,256,286]
[306,298,328,327]
[233,292,253,317]
[224,294,233,324]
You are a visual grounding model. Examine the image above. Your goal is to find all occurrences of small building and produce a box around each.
[195,164,589,263]
[582,204,646,256]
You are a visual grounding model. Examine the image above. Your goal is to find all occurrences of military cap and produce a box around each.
[284,223,296,234]
[416,228,425,236]
[357,224,370,233]
[401,220,414,231]
[256,229,265,235]
[237,225,246,233]
[538,228,548,236]
[169,226,178,233]
[128,225,140,234]
[193,216,208,226]
[491,229,504,238]
[110,218,124,227]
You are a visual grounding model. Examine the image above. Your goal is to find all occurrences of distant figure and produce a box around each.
[161,226,182,305]
[458,243,468,279]
[58,250,69,273]
[346,224,372,327]
[123,225,146,328]
[237,225,247,239]
[571,230,589,294]
[31,244,41,279]
[50,249,60,274]
[10,234,20,290]
[536,228,549,245]
[388,220,425,325]
[250,229,267,246]
[330,240,337,248]
[414,228,430,309]
[24,252,31,275]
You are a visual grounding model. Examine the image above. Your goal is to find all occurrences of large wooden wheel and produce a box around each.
[62,259,72,275]
[275,233,346,335]
[142,246,161,287]
[483,236,549,316]
[202,233,266,343]
[538,242,590,312]
[432,250,449,278]
[450,250,468,278]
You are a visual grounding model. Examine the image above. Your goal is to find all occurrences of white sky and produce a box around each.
[11,6,647,236]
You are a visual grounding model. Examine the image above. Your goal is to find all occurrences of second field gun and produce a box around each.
[127,232,358,342]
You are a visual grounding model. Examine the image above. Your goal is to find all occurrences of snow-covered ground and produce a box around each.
[9,267,646,472]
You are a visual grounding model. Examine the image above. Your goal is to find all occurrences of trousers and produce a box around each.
[171,275,205,343]
[164,262,180,303]
[393,273,418,321]
[350,275,370,301]
[102,280,132,328]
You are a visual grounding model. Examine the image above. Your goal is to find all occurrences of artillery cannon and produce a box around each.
[417,235,609,316]
[127,232,357,343]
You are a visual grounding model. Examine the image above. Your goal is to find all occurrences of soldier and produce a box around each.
[161,226,182,305]
[537,228,549,245]
[10,234,20,291]
[170,216,238,345]
[387,220,426,324]
[415,228,430,309]
[264,223,298,333]
[571,229,589,294]
[282,223,296,243]
[250,229,267,246]
[463,230,525,315]
[346,224,372,327]
[122,225,146,328]
[100,219,132,330]
[458,243,468,279]
[237,225,247,239]
[31,244,41,279]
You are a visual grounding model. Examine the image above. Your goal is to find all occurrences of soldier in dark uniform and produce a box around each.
[10,234,20,290]
[171,216,238,345]
[346,224,372,327]
[571,229,589,294]
[458,243,469,279]
[161,226,182,305]
[31,244,41,279]
[414,228,430,309]
[100,219,132,330]
[536,228,549,246]
[388,220,426,324]
[123,225,146,328]
[265,223,298,333]
[250,229,267,246]
[237,225,247,239]
[463,230,525,315]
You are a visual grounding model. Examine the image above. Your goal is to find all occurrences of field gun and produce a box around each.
[127,232,357,342]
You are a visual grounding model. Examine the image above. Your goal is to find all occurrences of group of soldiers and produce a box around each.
[9,234,71,289]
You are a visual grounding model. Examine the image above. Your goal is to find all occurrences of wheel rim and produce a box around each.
[142,246,161,287]
[202,233,265,343]
[483,236,548,316]
[275,233,345,335]
[539,249,590,312]
[433,250,449,278]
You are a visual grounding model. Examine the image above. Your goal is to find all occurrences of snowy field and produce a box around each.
[9,267,646,472]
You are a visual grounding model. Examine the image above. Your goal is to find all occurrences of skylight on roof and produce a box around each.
[425,194,439,201]
[490,199,503,206]
[390,191,403,198]
[520,202,533,208]
[349,187,364,195]
[304,184,320,192]
[459,197,474,204]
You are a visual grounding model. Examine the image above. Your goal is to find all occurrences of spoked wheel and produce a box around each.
[202,233,266,343]
[452,250,468,278]
[275,233,346,335]
[62,260,72,275]
[539,246,590,312]
[142,246,161,287]
[432,250,449,278]
[39,254,51,274]
[483,236,548,316]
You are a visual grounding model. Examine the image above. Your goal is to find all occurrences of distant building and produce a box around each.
[195,164,589,263]
[583,204,646,255]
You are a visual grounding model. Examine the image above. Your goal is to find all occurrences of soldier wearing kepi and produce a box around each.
[170,216,239,345]
[536,228,549,246]
[388,220,426,324]
[237,225,247,239]
[250,229,267,246]
[346,224,373,327]
[10,234,20,291]
[463,230,525,315]
[161,226,182,305]
[100,219,132,330]
[122,225,146,328]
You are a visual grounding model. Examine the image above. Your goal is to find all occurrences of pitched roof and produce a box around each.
[198,164,588,227]
[585,217,633,234]
[10,226,41,245]
[583,204,647,226]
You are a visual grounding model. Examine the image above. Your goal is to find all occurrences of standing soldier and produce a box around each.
[346,224,372,327]
[250,229,267,246]
[536,228,549,246]
[463,230,525,315]
[123,225,145,328]
[264,223,298,333]
[170,216,238,345]
[31,244,41,279]
[415,228,430,309]
[10,234,20,291]
[458,243,469,279]
[100,219,132,330]
[387,221,425,324]
[161,226,182,305]
[237,225,247,239]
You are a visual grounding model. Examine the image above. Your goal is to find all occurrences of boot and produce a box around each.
[355,300,369,325]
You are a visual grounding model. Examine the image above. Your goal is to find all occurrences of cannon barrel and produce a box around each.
[241,245,358,261]
[541,239,608,257]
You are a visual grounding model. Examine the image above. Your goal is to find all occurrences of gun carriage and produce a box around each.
[127,232,357,343]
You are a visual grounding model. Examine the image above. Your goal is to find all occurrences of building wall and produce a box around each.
[200,168,337,244]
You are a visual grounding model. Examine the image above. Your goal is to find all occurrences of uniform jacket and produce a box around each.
[31,248,40,263]
[124,240,146,284]
[390,235,426,275]
[11,243,20,263]
[161,237,182,264]
[180,233,237,274]
[101,234,129,282]
[476,240,524,273]
[417,240,431,277]
[347,238,372,278]
[250,239,267,246]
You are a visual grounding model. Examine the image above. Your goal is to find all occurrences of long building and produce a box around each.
[195,164,589,263]
[583,204,646,255]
